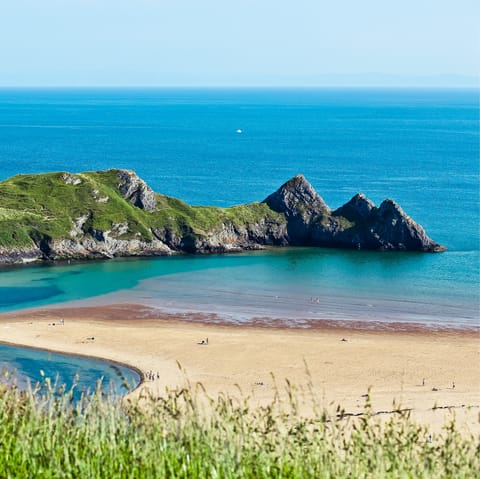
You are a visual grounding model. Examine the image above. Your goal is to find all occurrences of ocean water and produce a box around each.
[0,88,478,331]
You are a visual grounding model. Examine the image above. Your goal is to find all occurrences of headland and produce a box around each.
[0,169,444,265]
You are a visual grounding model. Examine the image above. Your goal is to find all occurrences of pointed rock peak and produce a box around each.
[116,169,157,211]
[351,193,373,207]
[281,174,319,197]
[263,174,330,216]
[347,193,375,210]
[333,193,375,222]
[377,199,407,218]
[372,199,446,252]
[352,192,371,202]
[285,173,309,187]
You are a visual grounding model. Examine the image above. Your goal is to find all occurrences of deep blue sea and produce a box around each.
[0,87,478,329]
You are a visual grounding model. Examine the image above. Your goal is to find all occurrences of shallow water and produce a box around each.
[0,342,141,400]
[1,248,478,330]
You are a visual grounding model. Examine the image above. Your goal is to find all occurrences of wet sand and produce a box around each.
[1,303,479,433]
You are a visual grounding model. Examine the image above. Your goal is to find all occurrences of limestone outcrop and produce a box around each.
[262,175,443,252]
[117,169,157,211]
[0,169,445,265]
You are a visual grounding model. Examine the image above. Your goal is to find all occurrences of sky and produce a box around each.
[0,0,478,87]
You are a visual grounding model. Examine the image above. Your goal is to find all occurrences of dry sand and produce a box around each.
[1,303,479,433]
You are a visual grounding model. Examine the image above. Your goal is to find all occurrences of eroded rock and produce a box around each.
[116,169,156,211]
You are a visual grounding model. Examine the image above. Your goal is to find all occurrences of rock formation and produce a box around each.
[262,175,443,252]
[117,169,157,211]
[0,169,445,265]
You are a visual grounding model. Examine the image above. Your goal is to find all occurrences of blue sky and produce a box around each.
[0,0,478,87]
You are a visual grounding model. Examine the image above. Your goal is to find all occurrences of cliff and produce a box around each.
[0,169,445,265]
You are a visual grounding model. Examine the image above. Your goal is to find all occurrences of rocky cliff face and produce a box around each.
[0,245,44,265]
[362,199,440,251]
[0,170,445,265]
[262,175,443,252]
[334,193,375,223]
[263,174,329,245]
[151,215,288,254]
[263,174,330,217]
[117,169,157,211]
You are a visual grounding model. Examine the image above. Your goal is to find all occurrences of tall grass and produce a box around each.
[0,372,478,478]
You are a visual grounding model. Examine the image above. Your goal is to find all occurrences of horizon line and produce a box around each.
[0,84,478,90]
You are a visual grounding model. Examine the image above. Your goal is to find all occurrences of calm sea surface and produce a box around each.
[0,88,478,330]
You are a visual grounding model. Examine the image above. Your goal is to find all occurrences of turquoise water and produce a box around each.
[0,343,140,400]
[0,88,478,330]
[0,249,477,329]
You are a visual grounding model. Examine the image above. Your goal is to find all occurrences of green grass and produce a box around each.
[0,170,287,251]
[0,171,152,246]
[0,372,478,478]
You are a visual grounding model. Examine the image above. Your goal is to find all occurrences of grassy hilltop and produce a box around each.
[0,169,281,247]
[0,169,284,258]
[0,169,155,247]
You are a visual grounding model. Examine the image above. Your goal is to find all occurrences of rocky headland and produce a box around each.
[0,169,445,265]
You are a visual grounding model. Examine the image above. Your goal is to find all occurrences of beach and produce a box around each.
[1,303,478,433]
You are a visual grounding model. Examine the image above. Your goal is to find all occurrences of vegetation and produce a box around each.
[0,372,478,478]
[0,170,285,251]
[0,171,149,247]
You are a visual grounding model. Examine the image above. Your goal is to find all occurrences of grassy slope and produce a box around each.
[0,170,284,249]
[0,379,478,478]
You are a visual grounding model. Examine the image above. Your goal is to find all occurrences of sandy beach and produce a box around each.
[1,303,479,433]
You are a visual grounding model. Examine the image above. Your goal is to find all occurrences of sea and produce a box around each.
[0,88,478,388]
